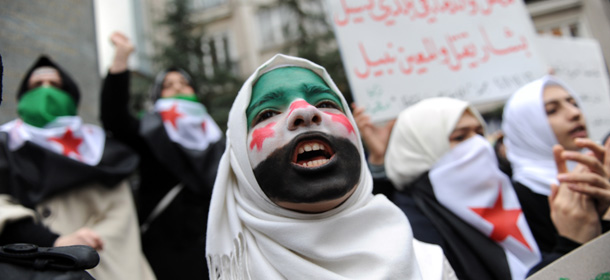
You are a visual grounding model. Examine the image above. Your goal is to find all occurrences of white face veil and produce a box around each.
[205,54,422,279]
[502,75,582,195]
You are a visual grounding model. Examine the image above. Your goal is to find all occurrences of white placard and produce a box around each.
[536,36,610,142]
[325,0,547,122]
[527,231,610,280]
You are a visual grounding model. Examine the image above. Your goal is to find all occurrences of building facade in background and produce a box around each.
[136,0,610,80]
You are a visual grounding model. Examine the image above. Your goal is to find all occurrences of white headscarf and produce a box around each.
[385,97,484,189]
[206,54,422,279]
[502,75,581,195]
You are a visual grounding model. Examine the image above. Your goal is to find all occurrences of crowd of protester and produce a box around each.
[0,30,609,280]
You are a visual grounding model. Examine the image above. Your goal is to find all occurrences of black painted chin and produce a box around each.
[253,133,361,204]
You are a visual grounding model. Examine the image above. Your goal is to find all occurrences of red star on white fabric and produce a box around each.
[201,120,207,133]
[48,128,83,157]
[470,185,532,250]
[160,104,184,129]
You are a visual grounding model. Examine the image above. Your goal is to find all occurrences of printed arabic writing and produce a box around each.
[334,0,516,26]
[354,25,530,79]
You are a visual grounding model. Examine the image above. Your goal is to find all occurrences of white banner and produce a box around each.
[536,36,610,143]
[325,0,547,122]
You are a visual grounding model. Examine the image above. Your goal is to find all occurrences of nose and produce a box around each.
[287,102,323,131]
[567,103,582,121]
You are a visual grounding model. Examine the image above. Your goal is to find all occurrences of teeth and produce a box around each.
[301,159,330,167]
[298,142,325,154]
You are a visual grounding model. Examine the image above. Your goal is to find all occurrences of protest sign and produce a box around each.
[325,0,547,122]
[527,231,610,280]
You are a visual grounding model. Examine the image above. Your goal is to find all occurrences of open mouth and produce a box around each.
[292,138,335,168]
[569,125,587,137]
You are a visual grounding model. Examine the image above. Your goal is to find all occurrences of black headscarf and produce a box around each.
[17,55,80,106]
[148,67,196,102]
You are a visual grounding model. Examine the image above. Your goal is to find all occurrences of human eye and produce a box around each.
[545,104,558,115]
[252,110,280,127]
[567,98,578,108]
[316,100,341,110]
[29,81,42,89]
[450,135,465,142]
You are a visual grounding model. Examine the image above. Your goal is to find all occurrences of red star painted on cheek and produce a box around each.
[324,112,355,134]
[470,185,532,250]
[250,122,276,151]
[48,128,83,158]
[160,104,184,129]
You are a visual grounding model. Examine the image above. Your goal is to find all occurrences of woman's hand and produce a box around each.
[351,103,395,165]
[54,227,104,250]
[550,145,602,243]
[556,139,610,218]
[109,31,135,73]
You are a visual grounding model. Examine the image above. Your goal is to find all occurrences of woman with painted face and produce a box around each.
[206,54,456,279]
[502,75,610,263]
[101,31,224,280]
[385,97,541,280]
[0,55,155,280]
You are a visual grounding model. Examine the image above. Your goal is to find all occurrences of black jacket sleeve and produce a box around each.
[100,71,146,152]
[0,218,59,247]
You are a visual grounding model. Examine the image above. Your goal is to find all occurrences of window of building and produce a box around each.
[201,32,238,78]
[257,4,298,48]
[191,0,226,10]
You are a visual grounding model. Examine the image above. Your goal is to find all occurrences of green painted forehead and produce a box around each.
[246,67,344,128]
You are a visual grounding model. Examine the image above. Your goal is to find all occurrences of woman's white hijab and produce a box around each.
[206,54,422,279]
[385,97,484,189]
[502,75,582,196]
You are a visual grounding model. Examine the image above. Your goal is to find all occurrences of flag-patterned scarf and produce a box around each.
[430,135,541,279]
[0,116,138,207]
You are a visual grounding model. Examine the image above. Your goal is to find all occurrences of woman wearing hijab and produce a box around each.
[385,97,541,280]
[205,54,455,279]
[101,32,225,279]
[502,75,610,257]
[0,55,155,280]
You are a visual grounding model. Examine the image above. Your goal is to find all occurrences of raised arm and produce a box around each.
[100,31,143,149]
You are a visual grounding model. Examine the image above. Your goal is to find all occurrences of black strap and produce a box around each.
[0,243,99,270]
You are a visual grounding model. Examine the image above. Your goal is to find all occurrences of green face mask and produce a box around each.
[17,86,77,128]
[163,94,199,103]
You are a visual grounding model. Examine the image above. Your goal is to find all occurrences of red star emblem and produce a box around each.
[201,120,207,133]
[250,122,276,151]
[160,104,184,129]
[470,185,532,250]
[48,128,83,158]
[325,112,355,134]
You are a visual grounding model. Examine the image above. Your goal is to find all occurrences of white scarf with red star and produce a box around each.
[0,116,105,165]
[429,135,540,280]
[154,99,222,151]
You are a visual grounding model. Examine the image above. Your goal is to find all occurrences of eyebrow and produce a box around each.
[451,125,483,133]
[303,84,333,95]
[247,90,285,116]
[544,96,574,105]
